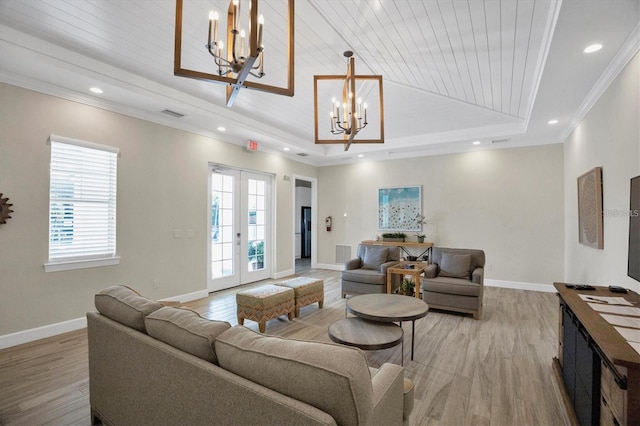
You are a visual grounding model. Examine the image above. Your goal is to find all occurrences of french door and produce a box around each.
[208,166,272,292]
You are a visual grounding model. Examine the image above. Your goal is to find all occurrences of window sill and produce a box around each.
[44,256,121,273]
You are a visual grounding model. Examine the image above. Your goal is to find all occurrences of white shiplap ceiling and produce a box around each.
[0,0,639,166]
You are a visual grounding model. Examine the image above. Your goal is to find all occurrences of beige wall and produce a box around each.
[7,49,637,339]
[317,144,565,286]
[0,83,317,336]
[564,52,640,293]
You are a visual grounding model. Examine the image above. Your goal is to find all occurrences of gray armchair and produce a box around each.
[341,244,401,298]
[420,247,485,319]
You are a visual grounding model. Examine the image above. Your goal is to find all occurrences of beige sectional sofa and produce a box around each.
[88,286,412,425]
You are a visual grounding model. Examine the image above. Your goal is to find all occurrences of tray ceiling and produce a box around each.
[0,0,638,165]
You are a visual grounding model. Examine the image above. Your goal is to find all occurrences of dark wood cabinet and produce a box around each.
[553,283,640,426]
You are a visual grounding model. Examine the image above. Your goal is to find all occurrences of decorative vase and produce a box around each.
[417,236,425,243]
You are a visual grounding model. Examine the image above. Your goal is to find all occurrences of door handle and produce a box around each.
[236,233,241,245]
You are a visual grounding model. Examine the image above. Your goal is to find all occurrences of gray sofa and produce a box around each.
[88,285,411,425]
[420,247,485,319]
[342,244,401,297]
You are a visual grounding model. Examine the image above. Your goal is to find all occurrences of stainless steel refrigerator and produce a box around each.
[301,206,311,258]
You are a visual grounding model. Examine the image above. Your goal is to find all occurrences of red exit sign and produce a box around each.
[247,140,259,152]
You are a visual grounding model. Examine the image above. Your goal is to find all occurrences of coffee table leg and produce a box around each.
[411,320,416,360]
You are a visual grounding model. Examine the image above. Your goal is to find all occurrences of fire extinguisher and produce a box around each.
[325,216,332,232]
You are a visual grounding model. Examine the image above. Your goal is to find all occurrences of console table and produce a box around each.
[553,282,640,426]
[361,240,434,262]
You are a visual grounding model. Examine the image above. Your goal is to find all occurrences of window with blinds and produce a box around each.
[46,136,119,271]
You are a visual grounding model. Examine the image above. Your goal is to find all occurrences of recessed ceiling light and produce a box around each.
[472,140,481,145]
[283,147,290,151]
[89,87,103,94]
[548,119,559,125]
[584,44,602,53]
[358,154,364,158]
[217,126,226,132]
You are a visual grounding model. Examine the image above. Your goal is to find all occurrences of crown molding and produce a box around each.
[560,22,640,142]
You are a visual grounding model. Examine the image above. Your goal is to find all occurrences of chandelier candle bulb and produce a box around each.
[257,15,264,49]
[259,47,264,74]
[211,11,219,46]
[233,0,239,31]
[208,12,214,46]
[240,30,245,58]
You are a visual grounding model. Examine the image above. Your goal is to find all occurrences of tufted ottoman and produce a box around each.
[236,284,295,333]
[275,277,324,317]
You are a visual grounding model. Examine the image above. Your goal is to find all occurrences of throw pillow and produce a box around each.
[438,253,472,279]
[362,246,389,270]
[215,325,374,426]
[94,285,164,333]
[145,307,231,364]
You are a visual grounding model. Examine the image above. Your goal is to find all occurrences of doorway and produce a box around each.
[208,165,273,292]
[294,178,315,274]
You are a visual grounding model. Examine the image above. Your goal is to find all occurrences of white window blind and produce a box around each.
[48,136,118,265]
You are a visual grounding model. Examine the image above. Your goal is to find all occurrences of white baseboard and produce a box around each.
[316,263,343,271]
[273,269,295,279]
[0,288,211,350]
[0,317,87,350]
[485,279,556,293]
[159,289,209,303]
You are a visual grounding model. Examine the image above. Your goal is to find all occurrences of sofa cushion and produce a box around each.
[362,246,389,270]
[145,307,231,364]
[421,276,481,297]
[215,325,374,425]
[95,285,163,333]
[341,268,387,285]
[438,253,471,279]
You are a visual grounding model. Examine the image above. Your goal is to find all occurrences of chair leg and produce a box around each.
[259,321,266,333]
[91,409,101,425]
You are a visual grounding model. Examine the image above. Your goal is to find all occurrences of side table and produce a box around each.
[386,262,426,298]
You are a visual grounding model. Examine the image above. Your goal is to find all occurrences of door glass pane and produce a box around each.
[247,178,265,272]
[212,172,235,279]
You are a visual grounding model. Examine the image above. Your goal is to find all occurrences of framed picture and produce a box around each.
[577,167,603,249]
[378,186,422,231]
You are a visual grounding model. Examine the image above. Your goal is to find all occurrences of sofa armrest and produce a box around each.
[370,363,404,426]
[379,260,400,275]
[344,258,362,270]
[471,267,484,284]
[423,263,438,279]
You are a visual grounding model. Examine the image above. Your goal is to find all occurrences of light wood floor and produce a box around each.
[0,268,570,425]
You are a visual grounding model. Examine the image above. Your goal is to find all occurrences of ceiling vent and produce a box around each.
[296,153,309,157]
[491,138,510,144]
[161,109,185,118]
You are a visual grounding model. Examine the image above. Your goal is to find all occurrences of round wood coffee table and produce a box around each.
[346,294,428,361]
[328,317,404,361]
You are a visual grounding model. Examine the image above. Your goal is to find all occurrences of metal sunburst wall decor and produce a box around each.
[0,193,14,224]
